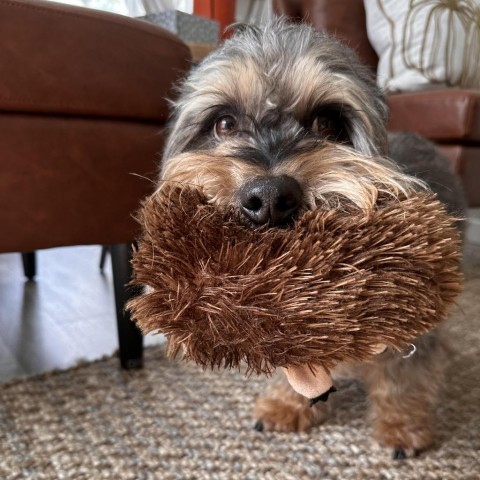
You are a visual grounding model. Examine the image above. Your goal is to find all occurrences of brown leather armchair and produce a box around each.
[0,0,191,367]
[274,0,480,206]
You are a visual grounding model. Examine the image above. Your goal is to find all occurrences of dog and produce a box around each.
[157,19,467,459]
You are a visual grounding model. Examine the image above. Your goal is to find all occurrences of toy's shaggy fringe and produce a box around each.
[128,187,462,375]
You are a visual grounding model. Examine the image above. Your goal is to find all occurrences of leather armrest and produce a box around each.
[0,0,191,121]
[388,90,480,142]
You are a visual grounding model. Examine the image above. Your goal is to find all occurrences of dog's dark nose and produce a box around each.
[239,175,302,226]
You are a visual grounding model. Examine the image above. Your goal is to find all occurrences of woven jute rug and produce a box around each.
[1,251,479,479]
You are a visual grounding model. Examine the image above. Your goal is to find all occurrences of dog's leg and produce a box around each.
[253,372,328,433]
[359,331,446,459]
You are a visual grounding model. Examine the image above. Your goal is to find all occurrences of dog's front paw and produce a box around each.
[253,383,327,433]
[391,447,424,460]
[373,417,433,460]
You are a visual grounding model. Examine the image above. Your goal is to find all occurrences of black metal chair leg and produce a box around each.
[110,243,143,369]
[21,251,36,280]
[99,245,110,272]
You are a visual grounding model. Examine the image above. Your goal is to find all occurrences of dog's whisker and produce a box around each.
[129,172,156,185]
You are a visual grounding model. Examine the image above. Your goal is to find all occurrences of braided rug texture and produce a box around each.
[1,249,479,480]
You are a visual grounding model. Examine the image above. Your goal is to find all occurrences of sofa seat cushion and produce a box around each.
[0,0,190,122]
[388,90,480,142]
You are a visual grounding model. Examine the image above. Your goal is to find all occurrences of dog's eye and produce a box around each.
[312,115,339,139]
[214,115,237,138]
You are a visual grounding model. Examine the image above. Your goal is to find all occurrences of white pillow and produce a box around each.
[364,0,480,92]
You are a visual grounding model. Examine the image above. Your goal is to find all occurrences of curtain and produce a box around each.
[45,0,142,15]
[47,0,271,21]
[141,0,193,15]
[45,0,193,16]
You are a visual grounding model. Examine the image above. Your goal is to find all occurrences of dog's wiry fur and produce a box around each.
[159,19,466,458]
[160,20,425,212]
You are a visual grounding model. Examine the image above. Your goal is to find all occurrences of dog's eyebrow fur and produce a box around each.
[163,18,387,164]
[158,18,420,213]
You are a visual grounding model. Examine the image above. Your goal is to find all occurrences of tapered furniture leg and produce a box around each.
[21,251,36,280]
[110,243,143,369]
[99,245,109,272]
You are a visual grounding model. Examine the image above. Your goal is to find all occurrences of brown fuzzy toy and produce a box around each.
[128,186,462,390]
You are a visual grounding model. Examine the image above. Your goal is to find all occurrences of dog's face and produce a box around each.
[160,20,418,225]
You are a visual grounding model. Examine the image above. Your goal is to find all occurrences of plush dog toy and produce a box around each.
[128,186,462,401]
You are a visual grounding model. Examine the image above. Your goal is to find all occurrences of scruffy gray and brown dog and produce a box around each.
[156,20,466,459]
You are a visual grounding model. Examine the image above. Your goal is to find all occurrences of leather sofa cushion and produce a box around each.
[272,0,302,19]
[388,90,480,142]
[0,0,191,121]
[273,0,379,70]
[301,0,378,70]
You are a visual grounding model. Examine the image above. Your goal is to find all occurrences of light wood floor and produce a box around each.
[0,246,162,383]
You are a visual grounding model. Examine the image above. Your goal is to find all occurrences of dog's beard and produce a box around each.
[158,141,424,214]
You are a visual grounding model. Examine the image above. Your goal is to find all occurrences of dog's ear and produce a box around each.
[226,22,261,38]
[226,17,293,38]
